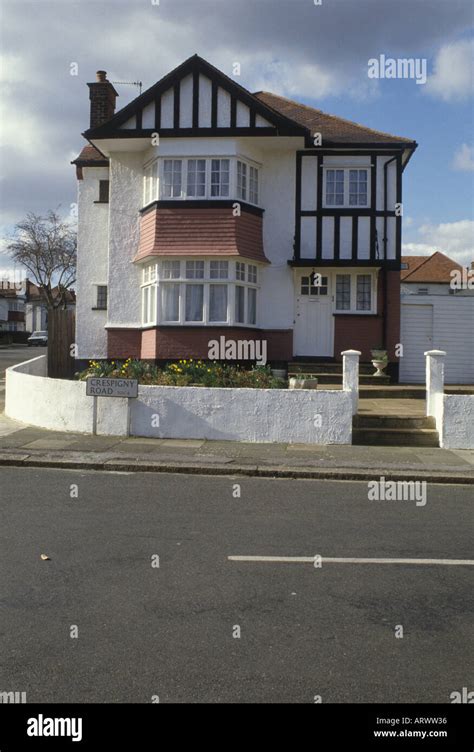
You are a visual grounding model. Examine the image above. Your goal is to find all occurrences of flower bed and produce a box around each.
[76,359,286,389]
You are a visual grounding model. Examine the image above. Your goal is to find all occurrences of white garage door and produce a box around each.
[400,304,433,383]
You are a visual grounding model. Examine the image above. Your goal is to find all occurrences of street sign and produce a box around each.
[86,377,138,398]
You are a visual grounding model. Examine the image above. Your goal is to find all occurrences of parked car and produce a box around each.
[27,331,48,347]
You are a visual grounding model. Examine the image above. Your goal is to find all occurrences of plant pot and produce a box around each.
[371,359,388,377]
[289,377,318,389]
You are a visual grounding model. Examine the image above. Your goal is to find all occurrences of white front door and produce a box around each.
[294,273,334,357]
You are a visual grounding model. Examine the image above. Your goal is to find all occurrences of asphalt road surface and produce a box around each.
[0,468,472,703]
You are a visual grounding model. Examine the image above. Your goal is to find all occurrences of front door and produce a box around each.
[294,273,334,357]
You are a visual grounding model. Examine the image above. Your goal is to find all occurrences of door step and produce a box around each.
[353,414,439,447]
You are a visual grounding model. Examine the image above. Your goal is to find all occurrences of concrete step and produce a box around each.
[288,362,376,375]
[352,427,439,447]
[288,373,391,385]
[354,415,436,430]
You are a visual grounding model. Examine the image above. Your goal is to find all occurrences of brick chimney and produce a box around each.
[87,71,118,129]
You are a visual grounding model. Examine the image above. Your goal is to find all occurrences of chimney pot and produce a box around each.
[96,70,107,82]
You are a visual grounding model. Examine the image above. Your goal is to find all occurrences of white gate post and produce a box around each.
[425,349,446,417]
[342,349,361,415]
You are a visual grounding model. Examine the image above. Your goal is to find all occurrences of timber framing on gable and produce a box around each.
[83,54,308,140]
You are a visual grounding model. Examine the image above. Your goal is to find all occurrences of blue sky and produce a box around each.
[0,0,473,275]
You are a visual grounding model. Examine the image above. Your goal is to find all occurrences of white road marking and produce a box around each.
[228,556,474,566]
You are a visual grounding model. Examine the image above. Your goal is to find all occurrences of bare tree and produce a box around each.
[7,210,76,309]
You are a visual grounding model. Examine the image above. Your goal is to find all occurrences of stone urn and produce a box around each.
[370,349,388,377]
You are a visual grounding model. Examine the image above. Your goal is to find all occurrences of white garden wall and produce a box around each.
[5,356,353,444]
[432,393,474,450]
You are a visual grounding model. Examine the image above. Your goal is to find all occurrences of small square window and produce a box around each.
[162,261,180,279]
[210,260,229,279]
[185,260,204,279]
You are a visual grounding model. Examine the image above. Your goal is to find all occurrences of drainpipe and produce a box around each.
[382,156,398,350]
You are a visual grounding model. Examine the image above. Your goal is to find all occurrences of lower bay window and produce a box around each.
[141,259,259,326]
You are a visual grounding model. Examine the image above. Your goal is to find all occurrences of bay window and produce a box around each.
[140,259,260,326]
[143,157,261,206]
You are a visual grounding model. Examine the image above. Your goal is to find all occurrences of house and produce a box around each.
[24,280,76,334]
[72,55,417,377]
[0,281,26,333]
[400,252,474,384]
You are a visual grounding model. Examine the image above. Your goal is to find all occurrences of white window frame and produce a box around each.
[333,271,376,314]
[140,259,260,327]
[323,167,370,209]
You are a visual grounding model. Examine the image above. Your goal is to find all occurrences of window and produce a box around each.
[237,161,247,200]
[144,161,158,205]
[356,275,372,311]
[300,275,328,296]
[163,160,182,198]
[210,260,228,279]
[97,180,109,203]
[247,288,257,325]
[211,159,230,197]
[187,159,206,197]
[236,262,246,281]
[186,260,204,279]
[336,275,351,310]
[249,166,259,204]
[209,285,228,322]
[325,168,369,208]
[417,287,429,295]
[235,285,245,323]
[185,284,204,321]
[349,170,368,206]
[325,169,344,206]
[162,260,180,279]
[142,285,157,325]
[161,283,180,321]
[247,265,257,284]
[95,286,107,310]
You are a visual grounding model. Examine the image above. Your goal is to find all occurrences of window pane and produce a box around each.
[356,275,371,311]
[96,286,107,309]
[249,166,259,204]
[187,159,206,197]
[163,159,182,198]
[237,161,247,201]
[210,260,229,279]
[349,169,368,206]
[211,159,230,197]
[247,287,257,325]
[142,287,149,322]
[209,284,228,322]
[236,262,246,281]
[162,283,180,321]
[185,260,204,279]
[235,286,245,323]
[185,284,204,321]
[336,274,351,310]
[247,264,257,284]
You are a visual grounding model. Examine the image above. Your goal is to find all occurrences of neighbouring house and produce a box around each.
[400,252,474,384]
[72,55,418,377]
[0,281,26,333]
[24,280,76,334]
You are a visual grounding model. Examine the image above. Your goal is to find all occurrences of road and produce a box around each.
[0,468,472,703]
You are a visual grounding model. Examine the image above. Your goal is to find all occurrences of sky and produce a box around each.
[0,0,473,278]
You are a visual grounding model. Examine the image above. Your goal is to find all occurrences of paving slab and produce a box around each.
[22,438,80,450]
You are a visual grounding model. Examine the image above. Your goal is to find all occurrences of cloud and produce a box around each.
[403,220,474,267]
[425,38,474,101]
[452,143,474,171]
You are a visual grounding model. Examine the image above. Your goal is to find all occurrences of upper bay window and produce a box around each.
[140,259,259,327]
[143,157,260,207]
[324,168,369,208]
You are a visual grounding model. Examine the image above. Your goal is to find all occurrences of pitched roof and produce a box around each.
[71,145,108,167]
[401,252,465,283]
[254,91,416,146]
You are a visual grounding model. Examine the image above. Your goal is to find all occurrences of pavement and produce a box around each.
[0,344,473,483]
[0,467,472,704]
